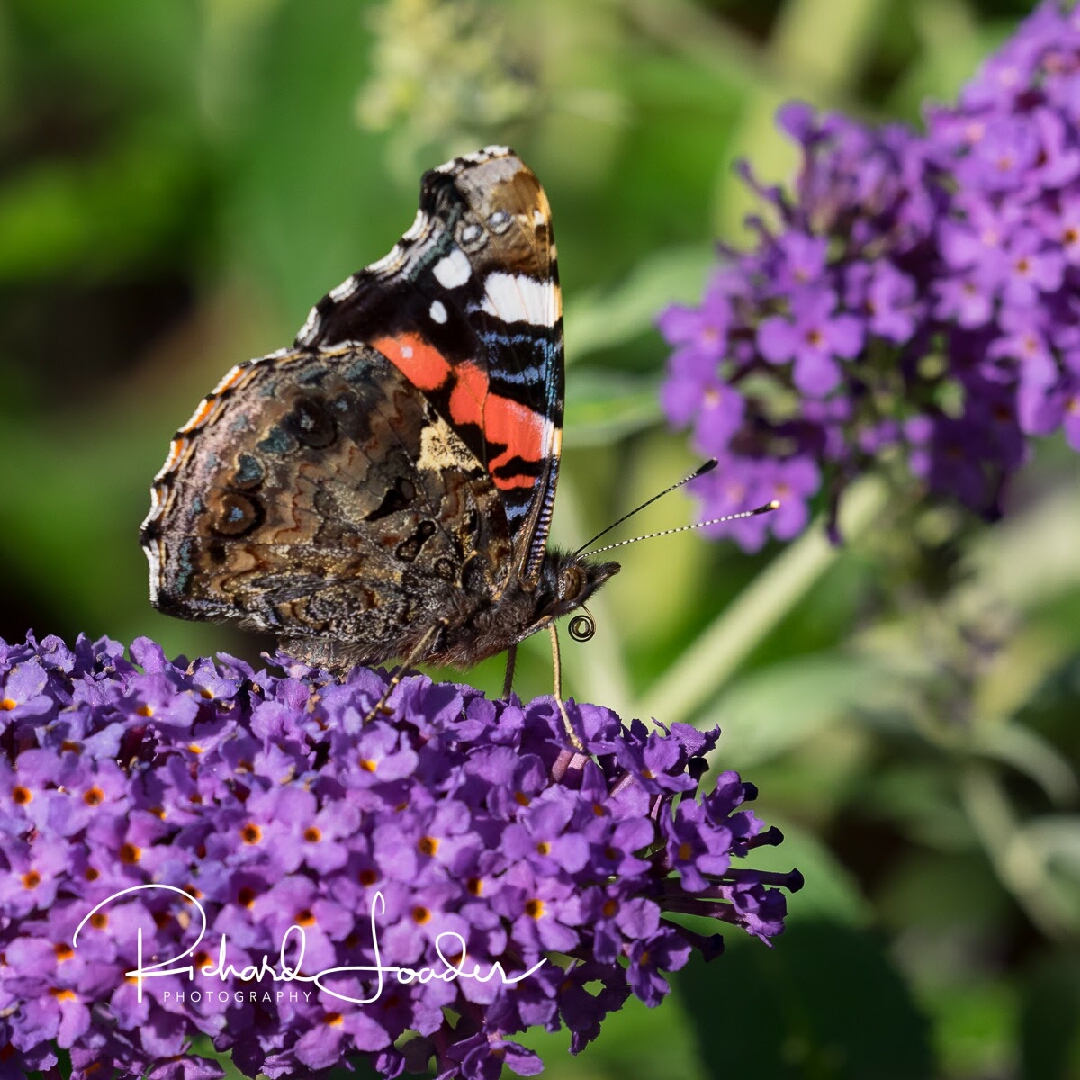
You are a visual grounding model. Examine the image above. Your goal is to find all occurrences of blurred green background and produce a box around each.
[2,0,1079,1077]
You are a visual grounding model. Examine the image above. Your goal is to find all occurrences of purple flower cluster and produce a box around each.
[660,0,1080,549]
[0,632,799,1080]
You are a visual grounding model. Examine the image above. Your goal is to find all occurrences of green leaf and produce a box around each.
[866,766,978,851]
[1020,954,1080,1080]
[640,477,889,727]
[743,817,871,927]
[563,243,713,360]
[563,368,663,447]
[1026,816,1080,881]
[966,489,1080,611]
[223,0,394,331]
[0,166,92,278]
[971,723,1079,806]
[923,979,1018,1080]
[0,131,209,282]
[700,652,906,768]
[516,975,708,1080]
[890,9,1017,121]
[677,921,935,1080]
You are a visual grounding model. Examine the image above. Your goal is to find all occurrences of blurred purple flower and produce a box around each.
[659,0,1080,547]
[0,632,801,1080]
[758,288,863,395]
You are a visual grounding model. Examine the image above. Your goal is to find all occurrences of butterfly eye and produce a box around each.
[558,565,585,602]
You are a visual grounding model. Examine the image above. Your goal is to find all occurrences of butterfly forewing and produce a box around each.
[294,147,563,586]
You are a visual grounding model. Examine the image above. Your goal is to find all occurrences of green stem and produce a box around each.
[638,475,887,726]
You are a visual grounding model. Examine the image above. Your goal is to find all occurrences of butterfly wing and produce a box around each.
[141,344,512,663]
[295,146,563,587]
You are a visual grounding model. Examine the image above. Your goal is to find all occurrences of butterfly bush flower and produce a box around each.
[661,0,1080,549]
[0,633,800,1080]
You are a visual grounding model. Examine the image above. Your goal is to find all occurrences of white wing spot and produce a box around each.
[402,211,429,240]
[368,243,409,274]
[400,345,414,359]
[145,540,162,604]
[297,307,321,344]
[481,273,554,327]
[432,248,472,288]
[329,276,359,302]
[429,300,447,324]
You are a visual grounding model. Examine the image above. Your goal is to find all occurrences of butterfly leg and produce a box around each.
[549,624,583,750]
[501,644,518,699]
[363,624,439,723]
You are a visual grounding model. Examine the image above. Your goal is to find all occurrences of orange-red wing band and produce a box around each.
[448,362,544,489]
[372,334,452,392]
[374,338,545,491]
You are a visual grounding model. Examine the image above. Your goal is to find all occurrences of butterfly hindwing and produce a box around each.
[141,344,512,664]
[294,146,563,586]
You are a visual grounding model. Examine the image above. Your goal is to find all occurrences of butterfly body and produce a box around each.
[141,148,619,673]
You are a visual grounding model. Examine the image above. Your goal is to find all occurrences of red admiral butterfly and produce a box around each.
[141,147,619,703]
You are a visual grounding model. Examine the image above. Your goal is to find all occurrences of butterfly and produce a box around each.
[140,146,620,709]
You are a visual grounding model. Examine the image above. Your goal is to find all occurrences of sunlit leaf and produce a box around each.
[700,652,910,767]
[971,723,1079,806]
[563,368,663,447]
[1025,816,1080,881]
[564,243,714,360]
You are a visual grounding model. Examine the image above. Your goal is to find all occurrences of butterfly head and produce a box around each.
[534,550,620,623]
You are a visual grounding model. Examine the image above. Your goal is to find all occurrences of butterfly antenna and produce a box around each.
[584,500,780,556]
[575,459,719,555]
